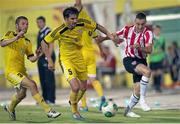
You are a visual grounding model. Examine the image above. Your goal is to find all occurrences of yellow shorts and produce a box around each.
[60,58,87,82]
[6,72,26,89]
[82,50,96,78]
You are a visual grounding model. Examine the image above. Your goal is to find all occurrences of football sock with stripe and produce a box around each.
[128,93,139,110]
[140,76,149,102]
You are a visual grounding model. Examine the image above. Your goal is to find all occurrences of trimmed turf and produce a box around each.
[0,105,180,123]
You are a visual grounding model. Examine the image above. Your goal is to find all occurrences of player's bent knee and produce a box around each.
[72,86,79,93]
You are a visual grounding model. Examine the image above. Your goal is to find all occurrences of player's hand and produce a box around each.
[111,33,123,47]
[16,31,25,40]
[47,58,55,71]
[131,43,141,49]
[36,47,43,58]
[100,50,107,60]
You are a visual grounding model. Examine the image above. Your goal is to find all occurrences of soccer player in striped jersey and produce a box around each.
[115,12,153,117]
[0,16,61,120]
[99,12,153,117]
[41,7,115,120]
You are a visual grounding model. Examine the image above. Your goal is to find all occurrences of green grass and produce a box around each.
[0,105,180,123]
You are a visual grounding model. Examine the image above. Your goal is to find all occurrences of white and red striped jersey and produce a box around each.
[116,25,153,59]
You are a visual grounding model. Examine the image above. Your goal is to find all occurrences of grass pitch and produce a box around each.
[0,105,180,123]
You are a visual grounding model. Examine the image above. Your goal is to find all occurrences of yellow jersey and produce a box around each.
[0,31,33,76]
[79,8,98,51]
[44,15,97,61]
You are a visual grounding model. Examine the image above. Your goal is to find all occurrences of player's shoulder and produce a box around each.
[144,26,153,34]
[4,31,16,37]
[124,25,134,29]
[79,7,88,15]
[51,24,68,35]
[77,18,92,27]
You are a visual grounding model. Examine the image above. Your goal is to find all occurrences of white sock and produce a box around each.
[128,93,139,110]
[140,76,149,103]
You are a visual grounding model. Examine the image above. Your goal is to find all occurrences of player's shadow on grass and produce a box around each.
[82,117,116,123]
[16,119,53,123]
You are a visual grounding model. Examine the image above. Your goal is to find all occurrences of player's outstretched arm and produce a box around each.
[96,24,114,40]
[94,35,109,44]
[74,0,82,11]
[41,40,55,71]
[0,31,24,47]
[28,47,43,62]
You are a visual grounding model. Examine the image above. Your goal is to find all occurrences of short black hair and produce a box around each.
[15,16,28,24]
[63,7,79,19]
[154,25,161,29]
[37,16,46,22]
[172,41,178,48]
[136,12,146,20]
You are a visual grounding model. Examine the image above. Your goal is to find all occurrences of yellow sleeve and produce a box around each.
[1,31,14,41]
[91,31,98,38]
[78,8,92,20]
[78,8,97,31]
[25,41,34,58]
[77,19,97,32]
[84,20,97,31]
[44,26,61,43]
[87,30,98,38]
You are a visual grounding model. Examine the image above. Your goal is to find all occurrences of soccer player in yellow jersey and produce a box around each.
[74,0,106,112]
[0,16,61,120]
[41,6,115,120]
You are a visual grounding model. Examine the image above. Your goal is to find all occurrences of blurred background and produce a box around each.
[0,0,179,93]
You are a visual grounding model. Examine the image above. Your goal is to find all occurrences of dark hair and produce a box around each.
[37,16,46,22]
[136,12,146,20]
[154,25,161,29]
[63,7,79,18]
[15,16,28,25]
[172,41,178,48]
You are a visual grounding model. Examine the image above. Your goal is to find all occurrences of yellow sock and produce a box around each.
[92,80,103,97]
[81,93,87,107]
[33,93,51,113]
[70,91,78,113]
[9,94,21,112]
[77,90,86,102]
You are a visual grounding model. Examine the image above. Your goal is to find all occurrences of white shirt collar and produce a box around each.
[40,26,47,33]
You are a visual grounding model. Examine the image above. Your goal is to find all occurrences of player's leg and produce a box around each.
[123,57,142,117]
[21,77,61,118]
[87,58,105,110]
[45,68,56,104]
[60,60,82,119]
[4,87,27,120]
[71,64,88,120]
[69,78,80,113]
[88,77,105,110]
[124,75,141,117]
[80,92,88,111]
[135,63,151,111]
[77,79,87,102]
[37,63,47,102]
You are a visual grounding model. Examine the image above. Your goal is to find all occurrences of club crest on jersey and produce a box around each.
[131,61,137,65]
